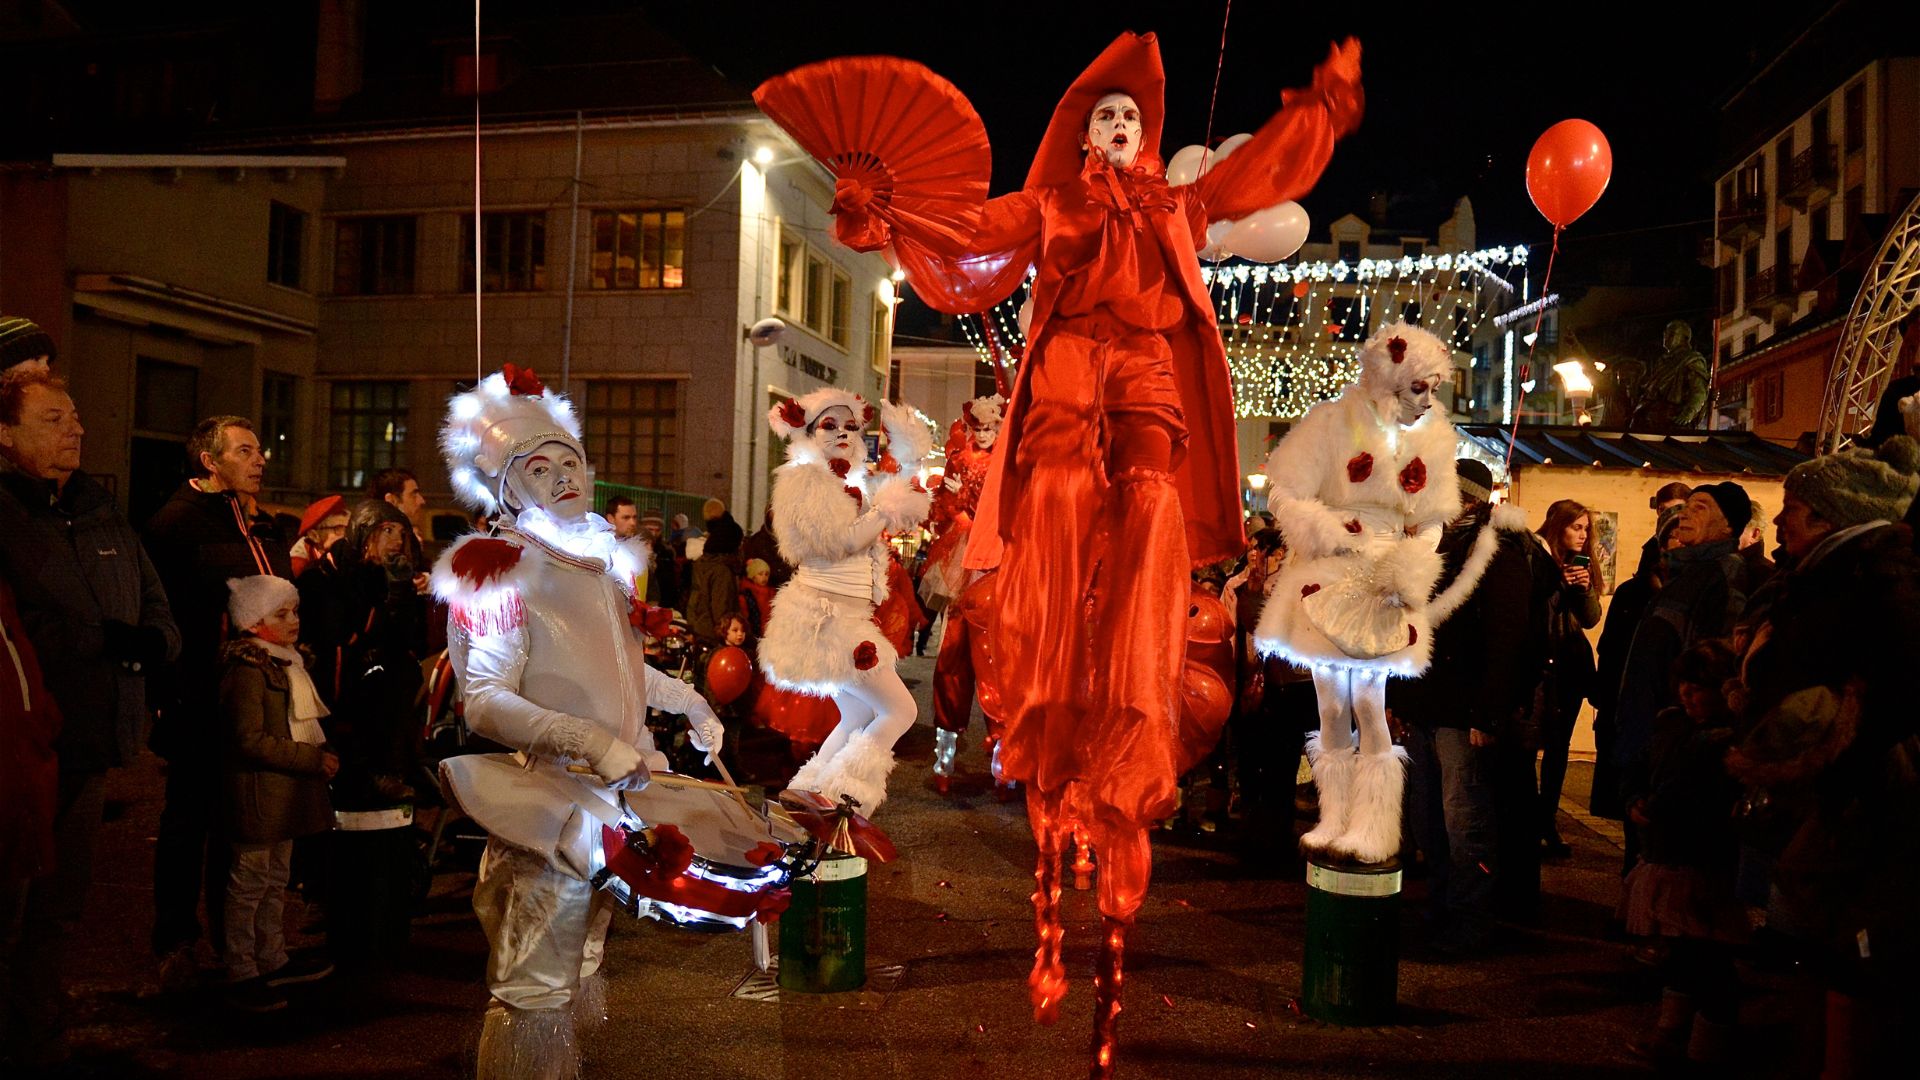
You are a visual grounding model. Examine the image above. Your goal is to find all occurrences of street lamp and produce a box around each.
[753,145,776,166]
[1553,359,1595,426]
[1245,472,1268,492]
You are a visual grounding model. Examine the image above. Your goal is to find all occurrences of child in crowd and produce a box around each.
[1622,640,1747,1066]
[739,558,776,638]
[219,576,339,1012]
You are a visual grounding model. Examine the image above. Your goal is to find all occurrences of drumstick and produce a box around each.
[705,754,757,818]
[564,764,747,796]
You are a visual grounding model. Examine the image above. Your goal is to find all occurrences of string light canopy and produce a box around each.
[957,246,1528,420]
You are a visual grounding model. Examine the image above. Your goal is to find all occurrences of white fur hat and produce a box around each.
[1358,322,1452,395]
[961,393,1006,430]
[441,364,585,512]
[227,575,298,633]
[767,387,873,441]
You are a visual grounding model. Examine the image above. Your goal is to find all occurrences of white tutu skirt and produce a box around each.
[759,581,899,696]
[1253,547,1437,678]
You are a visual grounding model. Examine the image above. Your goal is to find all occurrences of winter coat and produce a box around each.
[1641,708,1741,869]
[219,639,334,844]
[1,578,61,881]
[1726,521,1920,971]
[142,482,291,749]
[1388,503,1544,739]
[687,555,741,643]
[740,578,777,637]
[1613,537,1749,807]
[0,462,180,772]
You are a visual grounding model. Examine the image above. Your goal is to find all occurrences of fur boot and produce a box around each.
[785,749,835,797]
[1333,747,1409,864]
[819,729,897,813]
[1299,734,1354,852]
[476,1001,580,1080]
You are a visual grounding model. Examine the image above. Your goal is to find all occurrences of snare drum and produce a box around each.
[597,777,807,932]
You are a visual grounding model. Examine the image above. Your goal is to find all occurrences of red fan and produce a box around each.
[777,789,898,863]
[754,56,991,253]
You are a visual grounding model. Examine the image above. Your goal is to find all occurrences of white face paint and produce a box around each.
[1396,377,1436,426]
[807,405,866,464]
[1083,92,1142,169]
[505,440,592,520]
[972,423,1000,451]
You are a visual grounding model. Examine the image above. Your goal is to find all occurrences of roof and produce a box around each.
[1456,424,1810,478]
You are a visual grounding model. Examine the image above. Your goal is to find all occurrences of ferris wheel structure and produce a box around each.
[1819,188,1920,453]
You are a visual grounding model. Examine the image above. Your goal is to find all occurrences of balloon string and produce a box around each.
[979,317,1012,399]
[1201,0,1233,153]
[1502,225,1561,477]
[472,0,484,382]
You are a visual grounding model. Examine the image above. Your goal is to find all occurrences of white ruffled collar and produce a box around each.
[508,507,648,591]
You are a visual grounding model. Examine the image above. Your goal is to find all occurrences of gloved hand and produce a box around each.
[684,698,724,764]
[569,722,651,791]
[101,619,169,673]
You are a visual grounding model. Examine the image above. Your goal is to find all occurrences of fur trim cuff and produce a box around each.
[872,476,932,532]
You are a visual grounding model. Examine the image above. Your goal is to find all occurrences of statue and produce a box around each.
[1636,320,1711,431]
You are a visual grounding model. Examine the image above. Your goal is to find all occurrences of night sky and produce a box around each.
[647,0,1815,279]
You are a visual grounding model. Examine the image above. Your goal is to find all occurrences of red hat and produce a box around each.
[1026,31,1166,190]
[298,494,347,536]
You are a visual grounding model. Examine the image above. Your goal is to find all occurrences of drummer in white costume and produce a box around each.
[431,366,723,1078]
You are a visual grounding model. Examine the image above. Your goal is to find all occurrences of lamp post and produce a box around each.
[1245,471,1268,512]
[1552,359,1595,426]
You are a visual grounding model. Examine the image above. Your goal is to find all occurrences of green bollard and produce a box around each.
[778,853,868,993]
[1301,856,1401,1024]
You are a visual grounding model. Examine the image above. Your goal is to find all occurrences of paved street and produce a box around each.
[45,649,1814,1079]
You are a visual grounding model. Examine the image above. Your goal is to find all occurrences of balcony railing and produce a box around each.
[1744,264,1786,310]
[1717,195,1766,248]
[1782,146,1838,209]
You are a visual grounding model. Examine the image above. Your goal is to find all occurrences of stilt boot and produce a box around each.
[1333,747,1409,864]
[475,1001,580,1080]
[1298,734,1354,852]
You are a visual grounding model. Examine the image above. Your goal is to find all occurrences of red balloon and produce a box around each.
[1176,662,1234,773]
[1526,119,1613,228]
[706,646,753,705]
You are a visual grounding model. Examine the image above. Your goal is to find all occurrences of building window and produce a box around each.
[134,357,199,437]
[803,252,827,331]
[260,371,297,488]
[461,212,547,292]
[973,360,998,399]
[1843,184,1864,242]
[1327,296,1362,341]
[333,217,417,295]
[328,381,409,491]
[1401,300,1422,326]
[1742,243,1760,292]
[268,202,305,289]
[583,381,678,488]
[776,226,804,316]
[830,272,853,348]
[590,209,685,290]
[1758,370,1785,423]
[1337,240,1361,264]
[1401,241,1423,259]
[870,301,890,376]
[1843,81,1865,154]
[1810,200,1831,242]
[1718,262,1738,317]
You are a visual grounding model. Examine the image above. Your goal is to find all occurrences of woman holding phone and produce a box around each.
[1538,499,1604,858]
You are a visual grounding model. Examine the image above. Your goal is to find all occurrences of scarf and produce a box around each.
[259,639,329,745]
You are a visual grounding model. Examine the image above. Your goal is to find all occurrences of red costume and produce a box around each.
[757,31,1361,1072]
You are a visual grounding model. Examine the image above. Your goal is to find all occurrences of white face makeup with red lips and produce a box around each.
[807,405,866,464]
[1396,378,1437,426]
[506,440,592,519]
[973,422,1001,451]
[1084,92,1142,169]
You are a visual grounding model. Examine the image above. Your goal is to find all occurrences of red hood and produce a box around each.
[1026,31,1166,190]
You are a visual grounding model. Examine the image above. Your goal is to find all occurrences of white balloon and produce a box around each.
[1195,219,1237,261]
[1222,201,1310,263]
[1166,144,1209,187]
[1016,297,1034,336]
[1200,133,1253,178]
[748,317,787,347]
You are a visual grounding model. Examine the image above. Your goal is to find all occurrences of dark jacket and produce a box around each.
[1392,505,1545,738]
[0,461,180,772]
[142,482,291,748]
[219,639,334,844]
[295,499,426,707]
[1613,537,1748,806]
[741,513,795,591]
[687,556,741,643]
[1,578,62,880]
[1641,708,1740,869]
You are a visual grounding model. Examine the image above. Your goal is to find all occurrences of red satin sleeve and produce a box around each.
[888,191,1043,316]
[1189,39,1364,226]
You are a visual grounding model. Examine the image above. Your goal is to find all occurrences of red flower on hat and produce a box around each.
[1346,452,1374,483]
[779,399,807,429]
[1399,458,1428,494]
[853,641,879,670]
[1301,583,1321,597]
[828,458,851,478]
[1388,337,1407,364]
[1344,519,1363,534]
[501,363,546,396]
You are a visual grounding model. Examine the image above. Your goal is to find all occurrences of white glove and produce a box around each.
[577,725,651,791]
[684,698,724,764]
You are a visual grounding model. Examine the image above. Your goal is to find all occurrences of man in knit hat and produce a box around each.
[1775,439,1920,562]
[0,315,55,372]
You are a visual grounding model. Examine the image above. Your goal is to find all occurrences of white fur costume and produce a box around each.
[762,388,931,811]
[432,370,718,1079]
[1255,323,1462,863]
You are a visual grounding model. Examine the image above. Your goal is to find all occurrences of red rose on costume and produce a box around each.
[1388,337,1407,364]
[862,402,876,424]
[829,458,851,478]
[1408,625,1418,646]
[450,536,522,588]
[853,641,879,670]
[844,485,864,509]
[629,594,674,638]
[1343,519,1363,534]
[1346,452,1374,483]
[744,841,786,867]
[779,399,807,429]
[649,824,695,877]
[1399,458,1427,494]
[501,363,546,396]
[1301,583,1321,597]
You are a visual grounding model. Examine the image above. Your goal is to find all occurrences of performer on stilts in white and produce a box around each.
[431,366,724,1079]
[760,388,931,812]
[1255,323,1462,864]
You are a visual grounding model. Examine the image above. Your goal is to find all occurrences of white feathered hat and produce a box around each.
[961,393,1006,430]
[767,387,874,440]
[1358,322,1453,395]
[228,574,299,632]
[441,364,585,513]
